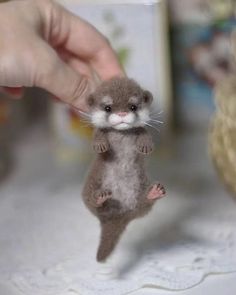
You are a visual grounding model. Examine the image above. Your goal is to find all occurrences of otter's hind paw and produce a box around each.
[147,183,166,201]
[93,190,112,207]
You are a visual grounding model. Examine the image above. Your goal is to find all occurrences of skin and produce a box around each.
[82,78,166,262]
[0,0,124,110]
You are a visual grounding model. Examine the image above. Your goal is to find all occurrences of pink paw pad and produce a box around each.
[147,184,166,200]
[96,190,112,206]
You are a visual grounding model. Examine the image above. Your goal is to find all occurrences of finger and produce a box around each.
[35,42,91,111]
[53,51,98,106]
[67,57,99,92]
[57,46,102,89]
[67,55,93,79]
[46,2,125,80]
[90,46,126,81]
[57,47,94,80]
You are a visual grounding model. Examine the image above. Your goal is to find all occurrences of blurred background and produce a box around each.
[0,1,236,294]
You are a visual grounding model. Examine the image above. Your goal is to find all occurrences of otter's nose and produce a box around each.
[117,112,128,117]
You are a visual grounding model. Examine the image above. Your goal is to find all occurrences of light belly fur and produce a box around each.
[102,133,142,211]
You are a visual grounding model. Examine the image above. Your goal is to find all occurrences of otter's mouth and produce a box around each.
[113,122,131,130]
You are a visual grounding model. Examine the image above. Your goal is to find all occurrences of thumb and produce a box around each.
[35,43,90,110]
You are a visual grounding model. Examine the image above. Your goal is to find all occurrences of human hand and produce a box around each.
[0,0,124,111]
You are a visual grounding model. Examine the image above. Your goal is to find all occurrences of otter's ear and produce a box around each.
[143,90,153,105]
[87,94,95,107]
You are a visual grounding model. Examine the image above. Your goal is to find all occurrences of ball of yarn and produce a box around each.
[210,75,236,196]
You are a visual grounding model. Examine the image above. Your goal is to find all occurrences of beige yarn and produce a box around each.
[209,75,236,196]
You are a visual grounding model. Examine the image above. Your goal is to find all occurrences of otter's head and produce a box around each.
[87,78,153,130]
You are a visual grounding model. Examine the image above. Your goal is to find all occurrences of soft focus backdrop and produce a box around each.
[0,1,236,295]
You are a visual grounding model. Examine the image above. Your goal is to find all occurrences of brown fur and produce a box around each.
[82,78,165,262]
[87,78,152,112]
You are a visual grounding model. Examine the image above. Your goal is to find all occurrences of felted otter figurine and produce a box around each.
[82,77,166,262]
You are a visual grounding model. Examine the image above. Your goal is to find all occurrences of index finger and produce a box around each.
[48,2,125,80]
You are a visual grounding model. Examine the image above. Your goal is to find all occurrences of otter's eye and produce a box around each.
[104,105,112,113]
[130,105,137,112]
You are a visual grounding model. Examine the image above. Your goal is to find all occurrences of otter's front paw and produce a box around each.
[137,140,153,155]
[93,141,109,153]
[92,190,112,207]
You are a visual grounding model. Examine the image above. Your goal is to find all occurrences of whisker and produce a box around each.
[77,110,92,118]
[149,111,164,123]
[149,119,164,124]
[75,110,93,127]
[80,120,92,128]
[142,121,160,133]
[150,109,163,116]
[80,118,92,125]
[70,106,92,119]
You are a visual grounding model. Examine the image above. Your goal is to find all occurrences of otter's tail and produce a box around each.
[97,219,128,262]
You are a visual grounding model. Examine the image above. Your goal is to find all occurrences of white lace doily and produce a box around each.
[0,130,236,295]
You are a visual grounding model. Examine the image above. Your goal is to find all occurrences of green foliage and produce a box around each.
[117,47,130,66]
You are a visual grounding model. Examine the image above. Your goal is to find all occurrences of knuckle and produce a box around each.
[36,55,58,87]
[69,76,89,103]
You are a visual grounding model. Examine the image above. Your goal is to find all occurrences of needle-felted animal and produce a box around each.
[82,77,166,262]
